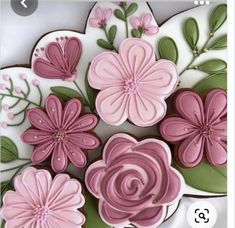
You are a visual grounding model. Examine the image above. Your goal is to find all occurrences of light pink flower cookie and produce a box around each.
[85,133,184,228]
[160,89,227,167]
[1,167,85,228]
[21,95,100,173]
[89,7,112,28]
[88,38,179,127]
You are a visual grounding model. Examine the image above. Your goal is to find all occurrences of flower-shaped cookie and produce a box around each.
[1,167,85,228]
[85,133,184,228]
[88,38,179,127]
[160,89,227,167]
[21,95,100,173]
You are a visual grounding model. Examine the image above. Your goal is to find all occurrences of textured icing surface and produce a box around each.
[160,89,227,167]
[85,133,184,227]
[1,167,85,228]
[33,37,82,81]
[88,38,179,127]
[21,95,100,173]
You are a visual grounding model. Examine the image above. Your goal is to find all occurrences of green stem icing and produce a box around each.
[36,85,43,106]
[9,78,13,93]
[179,33,214,76]
[14,103,30,116]
[1,161,31,173]
[102,26,118,52]
[18,158,31,161]
[24,79,30,97]
[8,112,27,127]
[121,4,129,38]
[9,99,21,109]
[73,81,90,106]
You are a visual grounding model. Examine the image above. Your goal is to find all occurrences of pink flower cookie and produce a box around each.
[88,38,179,127]
[160,89,227,167]
[89,7,112,28]
[85,133,184,228]
[21,95,100,173]
[33,37,82,81]
[1,167,85,228]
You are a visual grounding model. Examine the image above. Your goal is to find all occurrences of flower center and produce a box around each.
[200,123,213,137]
[124,78,139,95]
[53,130,66,142]
[99,19,107,26]
[34,205,50,223]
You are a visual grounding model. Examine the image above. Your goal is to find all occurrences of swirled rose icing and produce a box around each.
[160,89,227,167]
[85,133,184,228]
[88,38,179,127]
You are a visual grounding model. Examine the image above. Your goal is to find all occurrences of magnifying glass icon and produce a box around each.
[199,212,206,220]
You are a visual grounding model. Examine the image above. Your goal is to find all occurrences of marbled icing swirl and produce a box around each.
[85,133,184,228]
[160,89,227,167]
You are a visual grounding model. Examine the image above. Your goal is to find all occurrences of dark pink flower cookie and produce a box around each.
[85,133,184,228]
[160,89,227,168]
[21,95,100,173]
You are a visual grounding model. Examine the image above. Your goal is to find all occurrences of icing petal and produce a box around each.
[21,128,52,145]
[205,89,227,124]
[62,98,82,128]
[64,37,82,73]
[68,132,100,149]
[96,86,128,126]
[89,52,126,89]
[27,108,55,132]
[130,17,141,28]
[103,133,136,163]
[130,206,165,228]
[45,95,62,128]
[33,58,66,79]
[95,7,103,20]
[128,94,166,126]
[145,25,159,35]
[205,137,227,166]
[99,201,131,226]
[68,114,98,132]
[31,140,55,163]
[51,143,68,173]
[178,133,205,167]
[142,13,152,26]
[103,8,112,20]
[65,141,87,168]
[214,119,227,141]
[175,91,204,126]
[85,161,105,197]
[139,60,178,97]
[160,117,197,141]
[5,219,35,228]
[119,38,154,77]
[89,18,100,28]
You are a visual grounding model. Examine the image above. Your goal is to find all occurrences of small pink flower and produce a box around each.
[14,86,22,94]
[0,83,6,90]
[160,89,227,167]
[86,133,184,227]
[21,95,100,173]
[89,7,112,28]
[131,13,159,35]
[32,79,40,86]
[1,122,8,129]
[88,38,178,127]
[2,74,10,81]
[19,73,27,80]
[2,104,9,111]
[1,167,86,228]
[7,113,15,120]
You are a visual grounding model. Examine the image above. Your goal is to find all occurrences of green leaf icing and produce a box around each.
[197,59,227,73]
[209,4,227,33]
[108,25,117,44]
[183,17,199,50]
[114,9,126,21]
[0,136,18,163]
[126,3,138,17]
[50,86,84,103]
[97,39,114,50]
[208,34,227,50]
[158,37,178,64]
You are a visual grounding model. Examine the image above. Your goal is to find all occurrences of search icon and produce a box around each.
[199,212,206,220]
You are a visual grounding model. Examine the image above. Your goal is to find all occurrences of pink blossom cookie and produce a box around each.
[89,7,112,28]
[1,167,85,228]
[21,95,100,173]
[88,38,179,127]
[85,133,184,228]
[160,89,227,167]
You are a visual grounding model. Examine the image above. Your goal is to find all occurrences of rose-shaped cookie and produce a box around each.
[160,89,227,167]
[88,38,179,127]
[85,133,184,228]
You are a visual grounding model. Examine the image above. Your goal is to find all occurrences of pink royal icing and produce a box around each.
[85,133,184,228]
[21,95,100,173]
[88,38,179,127]
[33,37,82,81]
[160,89,227,167]
[1,167,85,228]
[89,7,112,28]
